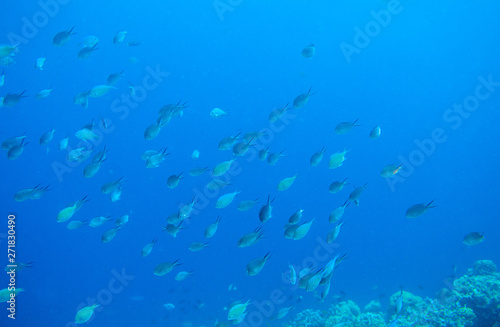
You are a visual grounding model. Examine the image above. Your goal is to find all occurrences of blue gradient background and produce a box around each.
[1,1,500,326]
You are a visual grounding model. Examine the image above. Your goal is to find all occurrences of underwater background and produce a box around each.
[1,0,500,326]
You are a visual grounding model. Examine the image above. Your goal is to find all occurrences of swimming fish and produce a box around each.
[301,43,315,58]
[166,172,183,189]
[463,232,485,246]
[74,303,99,324]
[35,88,52,100]
[39,128,55,146]
[53,26,76,46]
[293,87,315,108]
[77,44,99,59]
[348,184,368,206]
[369,125,381,139]
[215,191,240,209]
[154,260,181,276]
[246,252,271,276]
[237,198,259,211]
[113,29,127,44]
[237,227,265,248]
[405,200,436,218]
[277,174,297,191]
[259,195,274,223]
[81,35,99,47]
[141,238,157,257]
[310,147,326,167]
[329,201,349,223]
[329,178,349,193]
[210,107,228,118]
[334,119,360,135]
[329,150,349,169]
[204,216,222,238]
[3,90,27,107]
[89,84,116,98]
[381,164,403,178]
[34,57,46,70]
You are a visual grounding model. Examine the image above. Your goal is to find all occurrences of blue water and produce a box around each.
[1,1,500,326]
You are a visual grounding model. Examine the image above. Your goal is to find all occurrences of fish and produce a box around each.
[293,87,315,108]
[102,227,121,243]
[405,200,436,218]
[73,91,89,109]
[348,184,368,206]
[334,119,360,135]
[89,84,116,97]
[329,178,349,193]
[329,150,349,169]
[268,103,291,122]
[210,107,228,118]
[81,35,99,47]
[74,304,99,324]
[204,216,222,238]
[381,164,403,178]
[288,209,303,225]
[107,70,124,85]
[215,191,240,209]
[141,239,157,257]
[293,219,315,240]
[113,29,127,44]
[167,173,183,189]
[310,147,326,166]
[237,198,259,211]
[34,57,46,70]
[259,195,274,223]
[188,242,208,251]
[463,232,485,246]
[369,125,381,139]
[7,139,28,160]
[246,252,271,276]
[77,44,99,59]
[329,201,349,223]
[3,90,27,107]
[154,260,181,276]
[39,128,55,145]
[301,43,315,58]
[237,227,265,247]
[277,174,297,191]
[53,26,76,46]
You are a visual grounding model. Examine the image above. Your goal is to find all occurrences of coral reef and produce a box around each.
[453,259,500,326]
[286,260,499,327]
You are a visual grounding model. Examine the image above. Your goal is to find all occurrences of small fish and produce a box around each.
[310,147,326,167]
[74,303,99,324]
[369,125,381,139]
[204,216,222,238]
[113,29,127,44]
[301,43,315,58]
[53,26,76,46]
[293,87,315,108]
[81,35,99,47]
[35,88,52,100]
[215,191,240,209]
[381,164,403,178]
[246,252,271,276]
[163,303,175,310]
[210,107,228,118]
[463,232,485,246]
[34,57,46,70]
[405,200,436,218]
[0,70,4,87]
[334,119,360,135]
[277,174,297,191]
[348,184,368,206]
